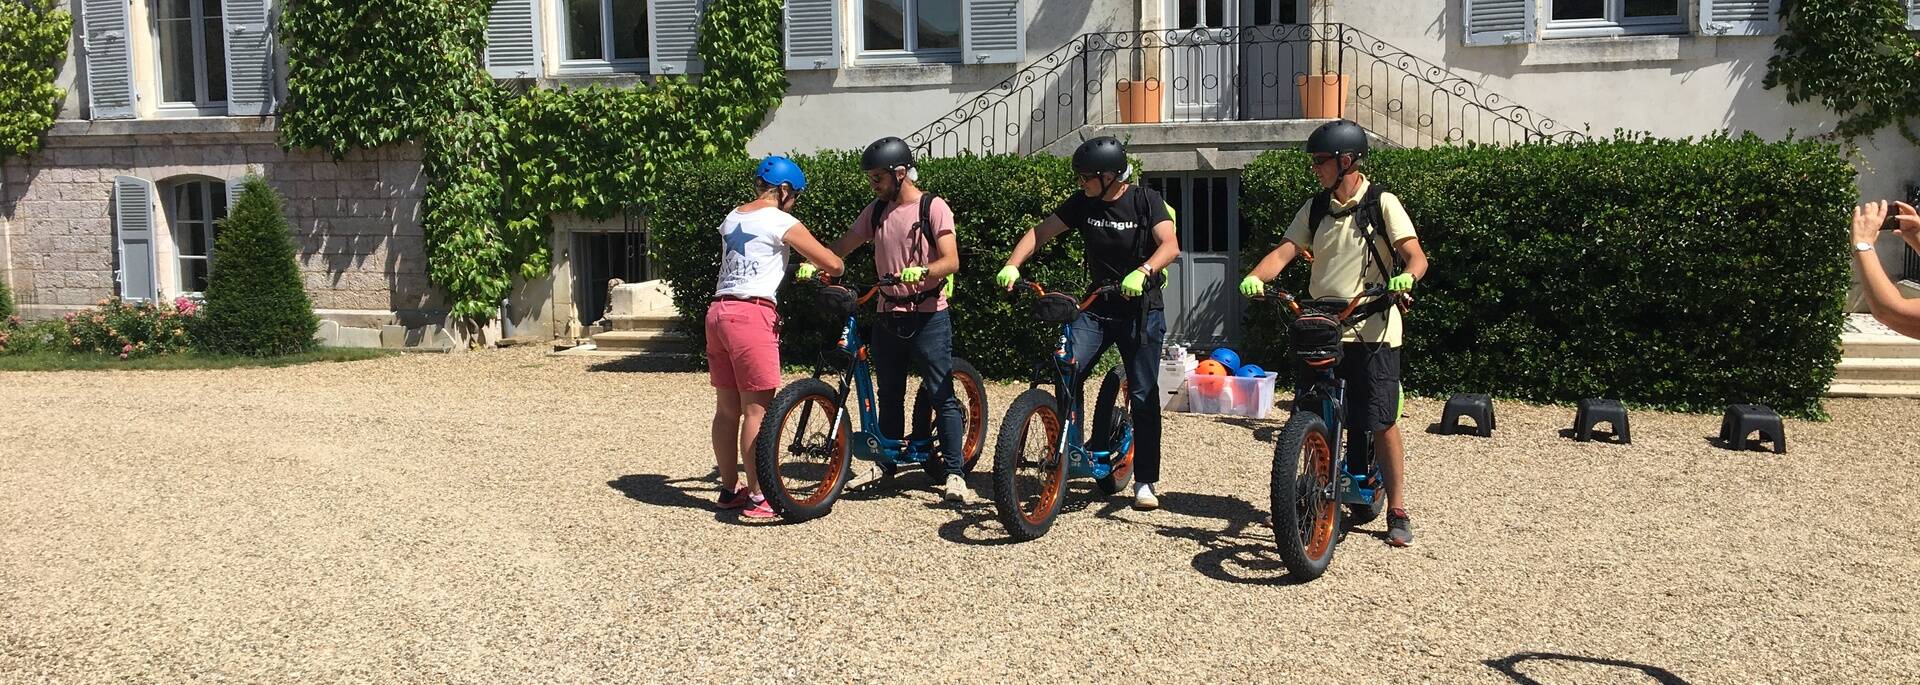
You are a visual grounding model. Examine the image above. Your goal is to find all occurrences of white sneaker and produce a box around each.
[1133,482,1160,510]
[943,474,974,502]
[844,463,886,490]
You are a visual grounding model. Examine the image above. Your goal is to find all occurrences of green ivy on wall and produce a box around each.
[0,0,73,159]
[278,0,496,158]
[278,0,785,318]
[1765,0,1920,143]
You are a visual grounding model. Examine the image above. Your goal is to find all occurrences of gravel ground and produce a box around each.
[2,346,1916,684]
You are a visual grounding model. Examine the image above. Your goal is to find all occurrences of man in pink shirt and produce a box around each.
[806,137,970,502]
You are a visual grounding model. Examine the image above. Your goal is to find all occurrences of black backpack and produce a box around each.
[867,193,949,305]
[1305,183,1404,320]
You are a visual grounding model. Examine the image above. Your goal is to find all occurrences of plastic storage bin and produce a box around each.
[1183,371,1279,419]
[1157,356,1197,410]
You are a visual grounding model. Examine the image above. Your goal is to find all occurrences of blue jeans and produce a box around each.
[871,309,965,473]
[1068,308,1167,484]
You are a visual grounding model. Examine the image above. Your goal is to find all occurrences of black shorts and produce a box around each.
[1334,343,1402,433]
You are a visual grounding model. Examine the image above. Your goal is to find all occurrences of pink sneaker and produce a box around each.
[741,495,776,519]
[716,486,750,510]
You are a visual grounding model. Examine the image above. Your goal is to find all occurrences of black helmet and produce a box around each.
[861,137,915,171]
[1072,136,1128,174]
[1306,120,1369,157]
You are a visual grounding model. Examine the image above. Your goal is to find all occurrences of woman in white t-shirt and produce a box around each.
[709,156,843,519]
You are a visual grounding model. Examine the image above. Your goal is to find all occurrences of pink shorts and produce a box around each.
[705,299,781,392]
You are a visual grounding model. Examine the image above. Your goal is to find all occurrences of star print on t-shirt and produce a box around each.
[723,226,755,255]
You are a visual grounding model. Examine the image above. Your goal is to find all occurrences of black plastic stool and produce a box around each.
[1720,404,1786,454]
[1440,393,1495,437]
[1573,398,1630,444]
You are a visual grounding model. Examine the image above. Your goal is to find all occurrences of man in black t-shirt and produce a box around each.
[995,136,1180,510]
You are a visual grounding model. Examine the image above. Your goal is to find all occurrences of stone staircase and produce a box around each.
[1830,314,1920,398]
[584,280,693,356]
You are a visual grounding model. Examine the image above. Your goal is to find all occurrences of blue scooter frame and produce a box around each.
[753,276,986,522]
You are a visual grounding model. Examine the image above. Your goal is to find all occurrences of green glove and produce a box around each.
[1388,273,1415,293]
[995,265,1020,289]
[795,263,817,281]
[900,266,927,284]
[1238,274,1264,298]
[1120,268,1148,297]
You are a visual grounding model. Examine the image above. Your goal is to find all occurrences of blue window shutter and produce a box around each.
[223,0,275,115]
[963,0,1023,64]
[649,0,705,75]
[486,0,544,79]
[82,0,137,119]
[113,176,158,302]
[1699,0,1783,36]
[784,0,839,70]
[1462,0,1534,46]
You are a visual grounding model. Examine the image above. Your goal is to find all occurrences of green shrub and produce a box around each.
[1240,134,1855,418]
[0,0,70,159]
[0,319,67,355]
[653,136,1851,417]
[56,297,196,358]
[0,276,14,321]
[1764,0,1920,143]
[195,178,319,356]
[652,152,1087,380]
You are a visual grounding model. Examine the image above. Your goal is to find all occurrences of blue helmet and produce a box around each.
[755,156,807,192]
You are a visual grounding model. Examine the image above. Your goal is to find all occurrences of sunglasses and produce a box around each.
[1076,172,1107,181]
[1310,154,1340,166]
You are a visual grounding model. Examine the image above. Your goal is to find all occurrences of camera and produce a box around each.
[1886,214,1903,232]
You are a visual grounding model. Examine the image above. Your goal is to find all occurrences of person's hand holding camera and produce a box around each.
[1890,201,1920,251]
[1854,201,1920,253]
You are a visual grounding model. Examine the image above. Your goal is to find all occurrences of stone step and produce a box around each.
[611,281,677,315]
[1833,357,1920,384]
[608,313,680,333]
[1842,333,1920,359]
[590,329,694,353]
[1826,381,1920,399]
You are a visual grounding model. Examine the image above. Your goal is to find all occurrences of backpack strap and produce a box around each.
[1307,184,1403,321]
[879,194,948,307]
[1307,188,1333,248]
[1126,186,1167,289]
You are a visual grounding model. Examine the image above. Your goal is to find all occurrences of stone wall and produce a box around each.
[0,119,439,321]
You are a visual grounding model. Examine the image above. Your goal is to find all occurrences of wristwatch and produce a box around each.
[1855,241,1875,253]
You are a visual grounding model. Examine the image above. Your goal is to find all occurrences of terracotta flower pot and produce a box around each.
[1296,73,1349,119]
[1117,79,1163,123]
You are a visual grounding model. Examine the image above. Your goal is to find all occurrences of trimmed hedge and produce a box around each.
[197,178,320,357]
[653,135,1853,418]
[1242,134,1854,419]
[653,152,1089,380]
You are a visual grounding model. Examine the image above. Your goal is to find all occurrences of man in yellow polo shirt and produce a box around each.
[1239,119,1431,547]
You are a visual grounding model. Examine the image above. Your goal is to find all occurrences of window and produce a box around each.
[154,0,227,109]
[1545,0,1684,38]
[166,180,227,294]
[859,0,961,62]
[562,0,649,70]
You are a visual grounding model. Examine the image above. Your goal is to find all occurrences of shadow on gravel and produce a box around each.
[932,481,1105,547]
[1485,652,1692,685]
[1207,415,1287,444]
[609,473,713,511]
[1557,427,1629,445]
[1096,490,1313,586]
[587,356,702,374]
[1702,435,1783,454]
[838,466,947,503]
[610,473,815,526]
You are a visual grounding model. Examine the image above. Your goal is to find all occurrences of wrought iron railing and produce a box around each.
[906,23,1589,158]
